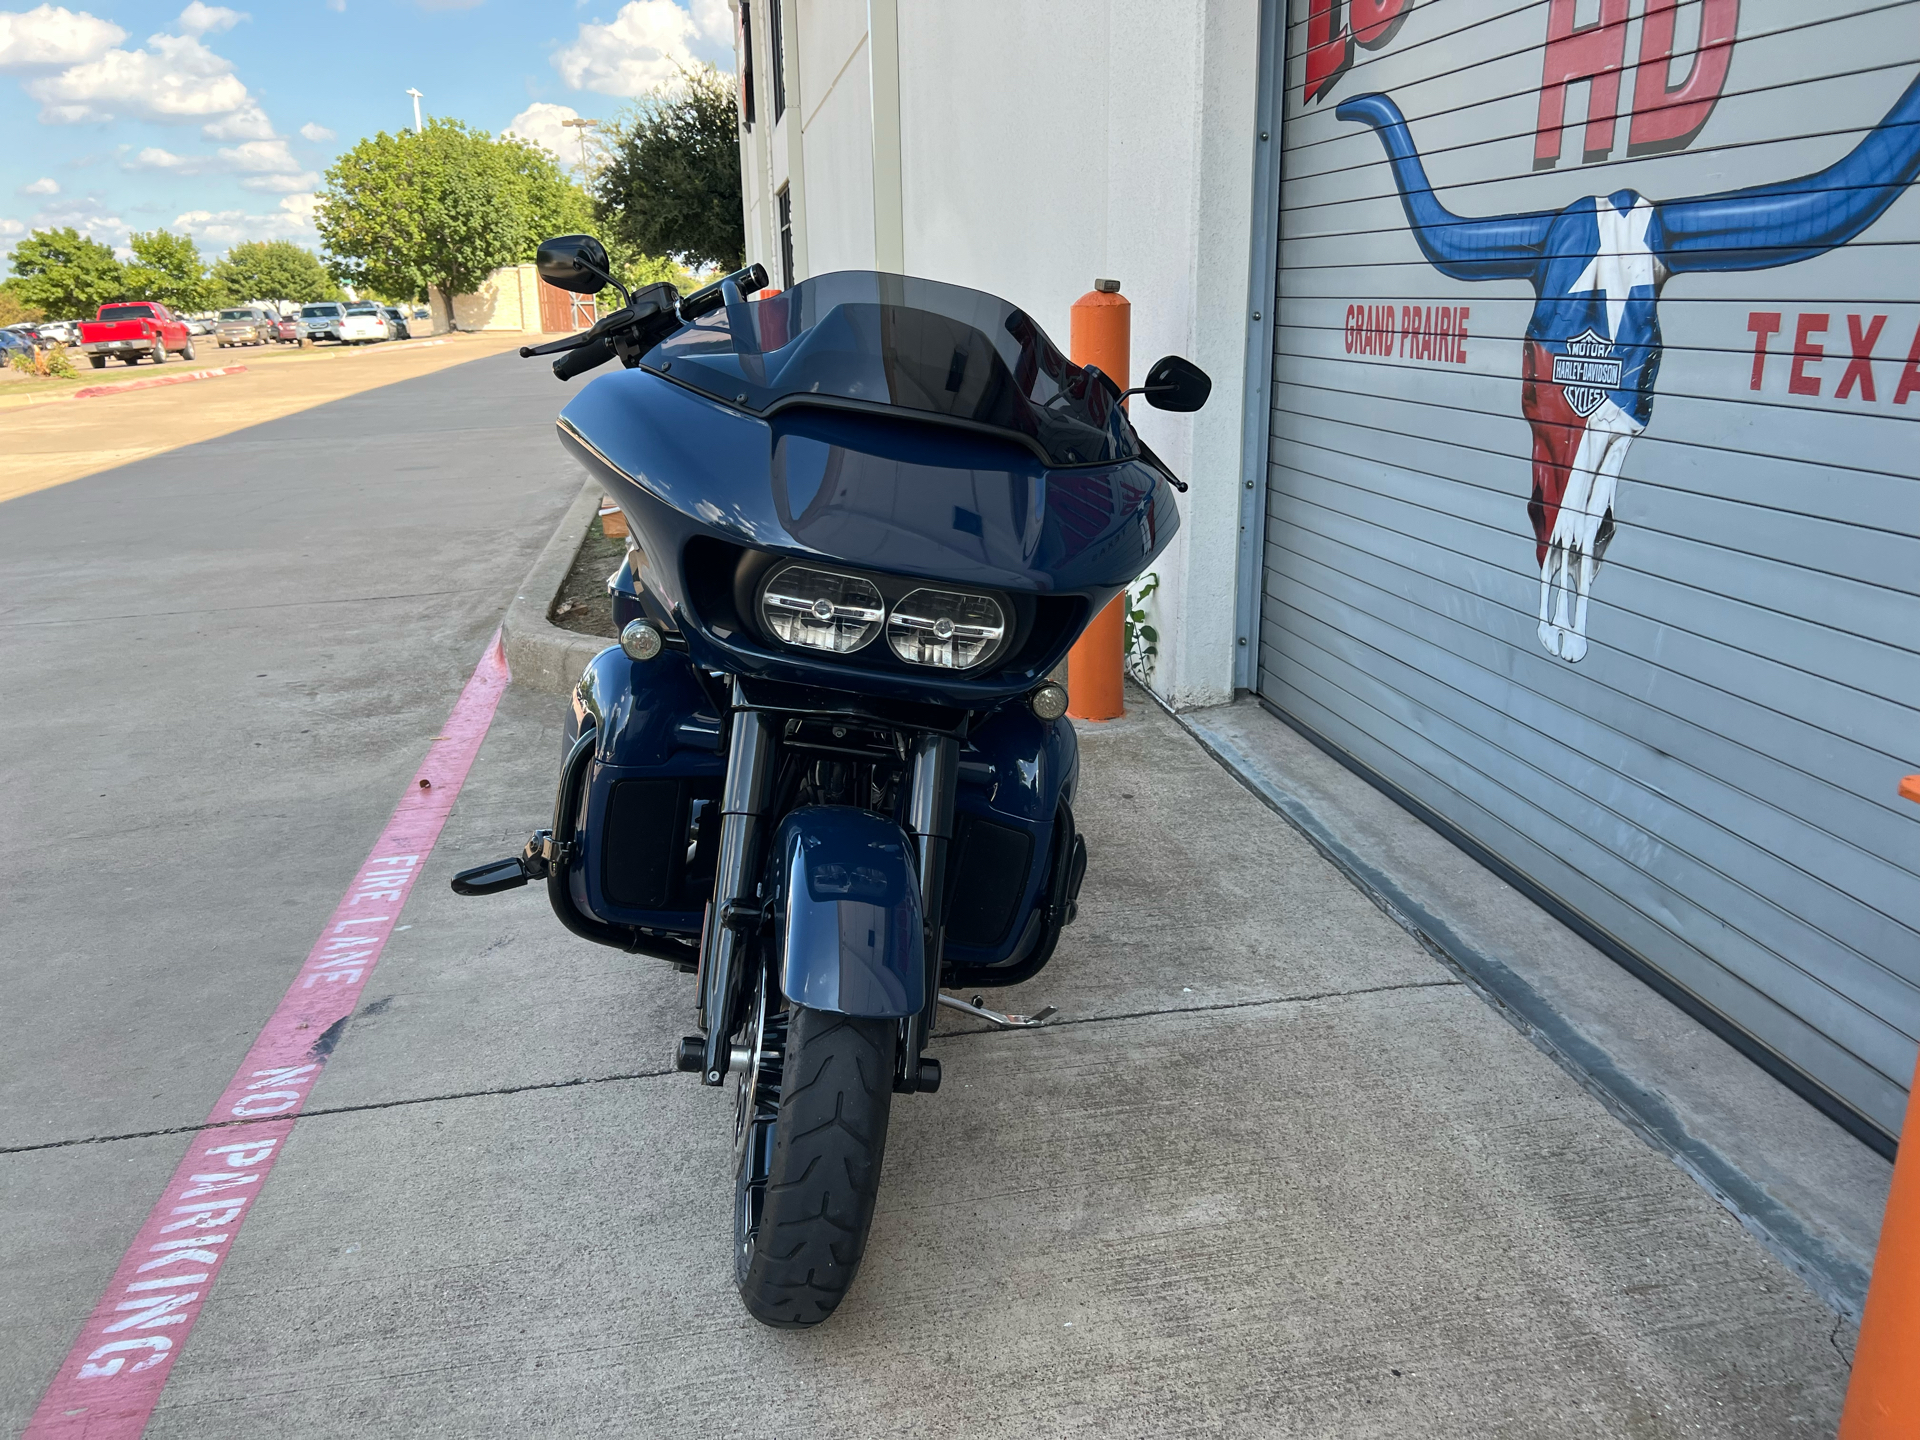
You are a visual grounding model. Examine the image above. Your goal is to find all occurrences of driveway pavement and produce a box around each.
[2,352,1855,1437]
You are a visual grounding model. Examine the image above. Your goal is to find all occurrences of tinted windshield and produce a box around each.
[643,271,1136,468]
[301,305,341,317]
[219,309,253,321]
[98,305,155,323]
[345,303,378,314]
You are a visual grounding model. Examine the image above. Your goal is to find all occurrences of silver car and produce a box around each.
[215,307,275,347]
[299,302,347,343]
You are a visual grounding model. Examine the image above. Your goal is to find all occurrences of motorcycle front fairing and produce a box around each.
[559,377,1176,708]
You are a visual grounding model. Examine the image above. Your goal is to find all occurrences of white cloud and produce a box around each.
[0,5,124,70]
[123,135,311,190]
[217,137,300,173]
[0,217,25,237]
[28,32,250,123]
[552,0,724,97]
[503,101,584,162]
[201,102,272,139]
[129,145,197,170]
[14,196,126,246]
[239,170,317,192]
[20,175,61,194]
[172,191,314,245]
[298,121,334,142]
[688,0,731,45]
[177,3,245,36]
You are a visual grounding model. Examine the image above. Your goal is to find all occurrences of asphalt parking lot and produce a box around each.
[2,347,1857,1438]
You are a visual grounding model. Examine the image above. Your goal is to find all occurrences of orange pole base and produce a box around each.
[1840,773,1920,1438]
[1063,283,1131,722]
[1067,595,1126,721]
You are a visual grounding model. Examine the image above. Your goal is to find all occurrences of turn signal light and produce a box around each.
[620,620,664,661]
[1029,682,1069,721]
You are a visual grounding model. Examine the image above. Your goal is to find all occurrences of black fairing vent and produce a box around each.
[604,777,721,911]
[943,813,1033,948]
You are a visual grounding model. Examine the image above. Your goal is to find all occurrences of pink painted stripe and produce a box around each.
[26,631,512,1439]
[72,365,247,401]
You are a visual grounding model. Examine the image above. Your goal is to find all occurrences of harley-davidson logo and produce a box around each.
[1551,329,1621,416]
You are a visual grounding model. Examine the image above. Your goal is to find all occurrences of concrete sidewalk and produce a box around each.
[77,686,1856,1437]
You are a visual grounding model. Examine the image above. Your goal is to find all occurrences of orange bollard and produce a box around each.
[1065,280,1130,722]
[1839,771,1920,1439]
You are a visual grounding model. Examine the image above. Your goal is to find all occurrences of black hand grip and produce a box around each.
[552,333,617,382]
[678,262,772,321]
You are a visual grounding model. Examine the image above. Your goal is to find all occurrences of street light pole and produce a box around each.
[559,116,599,176]
[406,88,424,134]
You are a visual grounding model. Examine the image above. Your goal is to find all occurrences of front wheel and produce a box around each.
[181,339,195,361]
[735,998,893,1328]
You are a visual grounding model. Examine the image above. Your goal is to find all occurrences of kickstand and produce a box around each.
[937,993,1059,1029]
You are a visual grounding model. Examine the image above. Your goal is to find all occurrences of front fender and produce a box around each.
[772,806,925,1018]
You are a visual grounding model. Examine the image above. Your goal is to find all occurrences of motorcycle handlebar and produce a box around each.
[678,263,770,322]
[552,333,619,382]
[529,262,771,382]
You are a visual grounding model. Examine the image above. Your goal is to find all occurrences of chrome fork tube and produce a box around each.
[698,684,777,1086]
[901,732,957,1091]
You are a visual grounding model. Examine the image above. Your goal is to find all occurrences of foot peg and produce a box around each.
[937,993,1059,1028]
[450,830,568,896]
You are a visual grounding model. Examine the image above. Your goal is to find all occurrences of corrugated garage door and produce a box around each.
[1261,0,1920,1143]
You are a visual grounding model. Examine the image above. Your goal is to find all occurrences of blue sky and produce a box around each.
[0,0,734,262]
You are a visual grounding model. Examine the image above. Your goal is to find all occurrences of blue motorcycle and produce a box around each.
[455,236,1209,1326]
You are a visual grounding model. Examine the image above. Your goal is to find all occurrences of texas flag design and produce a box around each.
[1338,76,1920,662]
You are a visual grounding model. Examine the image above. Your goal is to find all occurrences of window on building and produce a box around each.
[777,184,795,289]
[769,0,787,121]
[738,0,755,128]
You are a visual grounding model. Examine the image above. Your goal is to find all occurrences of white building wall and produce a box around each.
[735,0,1263,709]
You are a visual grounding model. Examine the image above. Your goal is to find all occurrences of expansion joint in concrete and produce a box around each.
[2,1066,680,1156]
[933,978,1463,1042]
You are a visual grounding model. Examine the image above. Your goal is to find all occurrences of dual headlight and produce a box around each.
[759,564,1007,670]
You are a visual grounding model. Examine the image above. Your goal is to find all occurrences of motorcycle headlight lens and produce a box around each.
[760,565,884,653]
[886,589,1006,669]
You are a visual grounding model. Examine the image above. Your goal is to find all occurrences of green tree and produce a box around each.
[4,227,125,319]
[211,240,341,307]
[0,287,46,325]
[315,119,594,331]
[123,229,215,312]
[594,65,744,271]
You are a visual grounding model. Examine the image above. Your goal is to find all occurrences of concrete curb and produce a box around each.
[502,477,617,695]
[73,364,247,401]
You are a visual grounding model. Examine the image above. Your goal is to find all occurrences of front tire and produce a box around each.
[182,339,195,361]
[735,1003,893,1327]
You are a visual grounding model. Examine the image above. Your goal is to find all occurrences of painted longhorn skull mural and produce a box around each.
[1339,76,1920,661]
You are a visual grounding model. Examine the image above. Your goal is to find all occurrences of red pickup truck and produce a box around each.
[78,301,196,369]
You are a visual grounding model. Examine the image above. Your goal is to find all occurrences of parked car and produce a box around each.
[381,305,413,340]
[185,315,216,336]
[299,301,347,343]
[77,301,195,368]
[26,319,80,345]
[269,313,301,343]
[339,302,392,344]
[216,307,276,347]
[0,328,34,363]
